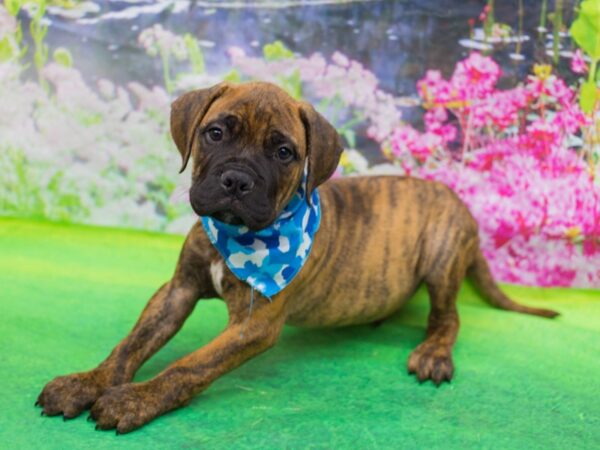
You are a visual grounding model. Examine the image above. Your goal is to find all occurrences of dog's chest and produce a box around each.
[210,261,225,297]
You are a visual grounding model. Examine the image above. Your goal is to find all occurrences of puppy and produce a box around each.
[37,81,558,433]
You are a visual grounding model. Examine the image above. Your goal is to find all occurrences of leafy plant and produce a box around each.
[540,0,549,30]
[571,0,600,113]
[28,0,50,88]
[52,47,72,67]
[0,147,87,221]
[482,0,495,40]
[138,25,207,94]
[0,0,27,63]
[184,34,205,74]
[552,0,564,64]
[2,0,60,88]
[390,52,599,287]
[263,40,294,61]
[262,40,303,99]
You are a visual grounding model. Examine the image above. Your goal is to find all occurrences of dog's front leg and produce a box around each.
[36,281,201,419]
[90,291,286,434]
[37,232,214,419]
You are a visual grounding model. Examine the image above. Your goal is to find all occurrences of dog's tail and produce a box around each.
[468,249,559,318]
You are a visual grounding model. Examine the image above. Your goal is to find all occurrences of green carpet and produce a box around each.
[0,217,598,449]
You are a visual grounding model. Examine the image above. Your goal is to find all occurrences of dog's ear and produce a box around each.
[299,102,344,199]
[170,82,230,173]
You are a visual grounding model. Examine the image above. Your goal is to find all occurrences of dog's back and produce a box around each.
[283,175,478,326]
[284,175,556,327]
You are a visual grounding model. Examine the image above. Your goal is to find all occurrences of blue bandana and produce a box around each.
[201,179,321,299]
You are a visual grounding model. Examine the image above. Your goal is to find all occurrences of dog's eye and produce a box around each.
[207,127,223,142]
[276,146,294,162]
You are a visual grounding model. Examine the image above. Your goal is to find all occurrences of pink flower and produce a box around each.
[526,74,575,108]
[571,49,588,74]
[479,4,491,22]
[227,46,246,59]
[450,52,501,99]
[417,70,452,105]
[390,126,419,157]
[331,51,350,68]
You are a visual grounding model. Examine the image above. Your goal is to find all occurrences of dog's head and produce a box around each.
[170,81,343,230]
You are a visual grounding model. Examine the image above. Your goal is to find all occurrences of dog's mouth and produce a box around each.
[190,185,275,231]
[204,201,275,230]
[209,200,272,228]
[211,209,245,226]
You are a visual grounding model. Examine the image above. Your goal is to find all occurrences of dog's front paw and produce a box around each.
[37,370,109,419]
[408,343,454,385]
[90,383,162,434]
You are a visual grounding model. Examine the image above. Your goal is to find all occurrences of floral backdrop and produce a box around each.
[0,0,599,288]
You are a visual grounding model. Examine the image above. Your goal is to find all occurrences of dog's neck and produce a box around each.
[200,179,321,298]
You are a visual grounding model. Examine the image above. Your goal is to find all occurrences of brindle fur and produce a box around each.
[37,82,558,434]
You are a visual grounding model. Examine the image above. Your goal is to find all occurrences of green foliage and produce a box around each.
[0,147,87,221]
[278,69,303,100]
[4,0,23,16]
[579,79,597,114]
[260,41,303,99]
[263,40,294,61]
[0,0,58,81]
[571,0,600,112]
[29,2,48,56]
[160,48,175,94]
[0,35,18,61]
[184,34,205,74]
[52,46,72,67]
[223,69,241,83]
[571,0,600,60]
[539,0,548,30]
[340,129,356,149]
[552,0,564,64]
[483,0,495,40]
[0,2,26,63]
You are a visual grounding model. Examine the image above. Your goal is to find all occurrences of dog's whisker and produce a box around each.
[169,185,191,204]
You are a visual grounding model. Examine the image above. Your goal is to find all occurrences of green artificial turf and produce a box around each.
[0,217,599,449]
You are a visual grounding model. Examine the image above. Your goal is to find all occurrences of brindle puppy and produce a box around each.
[36,81,558,433]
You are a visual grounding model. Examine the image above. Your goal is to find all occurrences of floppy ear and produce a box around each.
[170,82,230,173]
[299,102,344,199]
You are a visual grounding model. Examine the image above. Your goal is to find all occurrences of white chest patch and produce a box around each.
[210,261,225,297]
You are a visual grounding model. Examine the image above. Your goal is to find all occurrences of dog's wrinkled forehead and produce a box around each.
[201,84,307,156]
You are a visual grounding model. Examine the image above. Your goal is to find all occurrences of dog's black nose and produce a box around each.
[220,170,255,197]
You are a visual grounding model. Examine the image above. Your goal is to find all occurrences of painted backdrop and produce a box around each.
[0,0,598,287]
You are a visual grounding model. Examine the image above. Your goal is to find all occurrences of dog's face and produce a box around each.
[170,82,343,230]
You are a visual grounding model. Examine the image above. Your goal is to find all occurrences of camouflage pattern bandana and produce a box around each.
[200,176,321,299]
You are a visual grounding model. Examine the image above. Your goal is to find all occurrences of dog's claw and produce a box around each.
[87,415,93,422]
[40,411,46,416]
[34,400,40,407]
[95,425,100,431]
[115,430,121,436]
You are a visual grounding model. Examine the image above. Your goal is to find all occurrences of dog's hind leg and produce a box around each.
[407,247,469,385]
[407,285,459,385]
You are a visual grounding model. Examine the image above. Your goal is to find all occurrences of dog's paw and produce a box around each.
[37,371,109,419]
[407,343,454,385]
[90,383,160,434]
